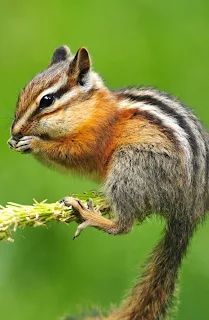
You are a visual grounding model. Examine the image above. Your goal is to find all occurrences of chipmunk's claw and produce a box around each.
[60,197,100,239]
[61,197,88,239]
[87,198,101,215]
[15,136,35,153]
[61,197,85,212]
[73,221,90,239]
[8,137,18,149]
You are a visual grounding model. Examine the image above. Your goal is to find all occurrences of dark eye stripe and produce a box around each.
[54,87,68,99]
[29,85,70,119]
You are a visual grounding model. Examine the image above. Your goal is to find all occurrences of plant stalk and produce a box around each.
[0,191,109,242]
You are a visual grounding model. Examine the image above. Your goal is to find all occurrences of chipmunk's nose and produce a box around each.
[12,132,23,140]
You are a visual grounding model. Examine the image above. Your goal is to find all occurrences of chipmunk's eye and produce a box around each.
[39,94,55,109]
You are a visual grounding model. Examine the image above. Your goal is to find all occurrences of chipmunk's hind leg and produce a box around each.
[61,197,133,238]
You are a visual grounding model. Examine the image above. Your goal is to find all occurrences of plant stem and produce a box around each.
[0,191,108,242]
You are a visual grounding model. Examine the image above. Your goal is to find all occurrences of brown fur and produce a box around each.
[16,74,63,119]
[9,46,209,320]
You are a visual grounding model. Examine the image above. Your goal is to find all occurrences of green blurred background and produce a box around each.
[0,0,209,319]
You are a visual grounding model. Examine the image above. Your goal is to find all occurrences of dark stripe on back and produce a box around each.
[122,92,199,174]
[133,109,180,151]
[189,111,209,202]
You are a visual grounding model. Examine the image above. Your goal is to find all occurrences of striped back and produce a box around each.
[115,87,209,205]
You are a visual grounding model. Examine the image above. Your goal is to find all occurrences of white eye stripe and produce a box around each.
[36,75,68,105]
[13,104,37,134]
[58,88,79,103]
[13,76,68,133]
[13,73,94,133]
[118,100,192,180]
[34,88,80,116]
[36,76,80,111]
[16,86,80,131]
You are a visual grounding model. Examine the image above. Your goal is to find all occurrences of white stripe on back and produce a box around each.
[118,99,193,181]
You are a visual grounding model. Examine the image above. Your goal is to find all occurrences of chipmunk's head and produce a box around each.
[9,46,104,144]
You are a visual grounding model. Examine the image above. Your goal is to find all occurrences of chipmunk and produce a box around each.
[8,45,209,320]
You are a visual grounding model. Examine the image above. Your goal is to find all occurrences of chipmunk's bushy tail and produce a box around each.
[104,214,197,320]
[65,211,199,320]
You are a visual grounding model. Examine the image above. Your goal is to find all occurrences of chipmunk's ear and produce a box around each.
[50,45,72,65]
[70,47,91,85]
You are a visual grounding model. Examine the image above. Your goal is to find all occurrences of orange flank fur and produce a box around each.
[30,89,177,180]
[64,100,175,178]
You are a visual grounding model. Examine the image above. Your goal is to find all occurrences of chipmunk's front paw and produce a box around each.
[61,197,101,239]
[8,136,41,153]
[15,136,35,153]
